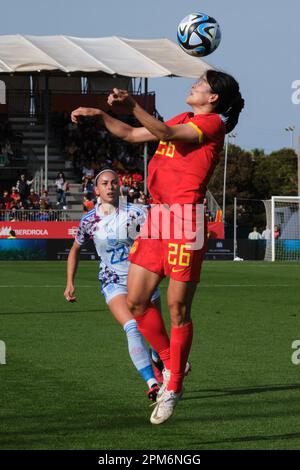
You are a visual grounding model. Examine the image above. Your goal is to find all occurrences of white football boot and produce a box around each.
[156,368,171,401]
[157,362,191,402]
[150,389,183,425]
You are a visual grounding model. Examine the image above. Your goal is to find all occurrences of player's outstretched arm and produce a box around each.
[71,106,157,144]
[64,241,81,302]
[107,88,200,143]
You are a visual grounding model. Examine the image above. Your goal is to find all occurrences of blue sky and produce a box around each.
[1,0,299,152]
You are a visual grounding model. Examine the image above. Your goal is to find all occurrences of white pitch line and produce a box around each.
[0,284,299,288]
[0,285,96,288]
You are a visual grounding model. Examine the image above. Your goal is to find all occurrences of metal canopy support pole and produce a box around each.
[233,197,237,260]
[44,75,49,191]
[143,142,148,195]
[222,134,229,223]
[143,77,148,195]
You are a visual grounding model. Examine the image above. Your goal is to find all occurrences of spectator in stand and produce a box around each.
[274,225,281,239]
[55,171,68,210]
[16,174,33,203]
[128,188,135,203]
[65,140,79,164]
[28,188,40,210]
[54,111,149,182]
[83,177,94,200]
[147,194,154,205]
[130,180,141,203]
[112,157,125,172]
[120,175,130,198]
[248,226,262,240]
[40,190,50,208]
[82,161,95,191]
[122,172,133,188]
[3,190,12,210]
[10,187,21,205]
[132,172,143,184]
[261,226,271,240]
[137,191,147,205]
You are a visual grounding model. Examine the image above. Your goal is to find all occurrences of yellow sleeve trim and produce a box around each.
[187,121,204,144]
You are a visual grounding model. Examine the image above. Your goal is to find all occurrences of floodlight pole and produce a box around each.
[44,74,49,191]
[285,125,295,149]
[222,133,236,224]
[143,77,148,195]
[222,134,229,223]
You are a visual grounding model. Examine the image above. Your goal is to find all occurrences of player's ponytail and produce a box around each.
[206,69,244,134]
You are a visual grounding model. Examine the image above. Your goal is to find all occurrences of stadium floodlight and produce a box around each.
[285,125,295,149]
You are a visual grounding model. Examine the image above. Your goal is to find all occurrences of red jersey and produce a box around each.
[147,112,225,205]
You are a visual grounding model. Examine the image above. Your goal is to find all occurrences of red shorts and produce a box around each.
[128,237,206,283]
[128,204,206,283]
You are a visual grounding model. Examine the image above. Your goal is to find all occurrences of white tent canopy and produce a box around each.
[0,35,212,78]
[0,35,214,191]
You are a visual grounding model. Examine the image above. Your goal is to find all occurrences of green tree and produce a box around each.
[253,148,297,198]
[208,146,298,230]
[209,144,256,224]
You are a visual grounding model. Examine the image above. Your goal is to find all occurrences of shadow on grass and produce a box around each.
[191,431,300,446]
[0,413,149,449]
[184,383,300,400]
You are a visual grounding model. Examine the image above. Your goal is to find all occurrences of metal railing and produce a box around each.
[6,90,45,117]
[32,167,44,194]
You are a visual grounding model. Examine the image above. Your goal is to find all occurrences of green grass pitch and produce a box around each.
[1,260,300,450]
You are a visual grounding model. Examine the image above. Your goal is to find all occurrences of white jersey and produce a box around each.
[75,201,148,288]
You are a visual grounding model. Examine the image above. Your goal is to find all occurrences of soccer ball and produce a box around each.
[177,12,221,57]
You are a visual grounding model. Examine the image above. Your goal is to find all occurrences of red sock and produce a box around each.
[167,321,193,393]
[135,306,170,369]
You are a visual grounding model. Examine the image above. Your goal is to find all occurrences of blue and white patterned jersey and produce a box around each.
[75,201,148,288]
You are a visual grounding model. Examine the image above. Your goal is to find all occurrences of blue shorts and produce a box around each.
[101,281,160,305]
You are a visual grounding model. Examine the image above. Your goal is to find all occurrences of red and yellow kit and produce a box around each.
[148,112,225,206]
[128,112,225,282]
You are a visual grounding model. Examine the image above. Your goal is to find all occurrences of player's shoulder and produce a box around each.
[189,113,225,137]
[80,208,97,224]
[166,112,191,126]
[190,112,223,125]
